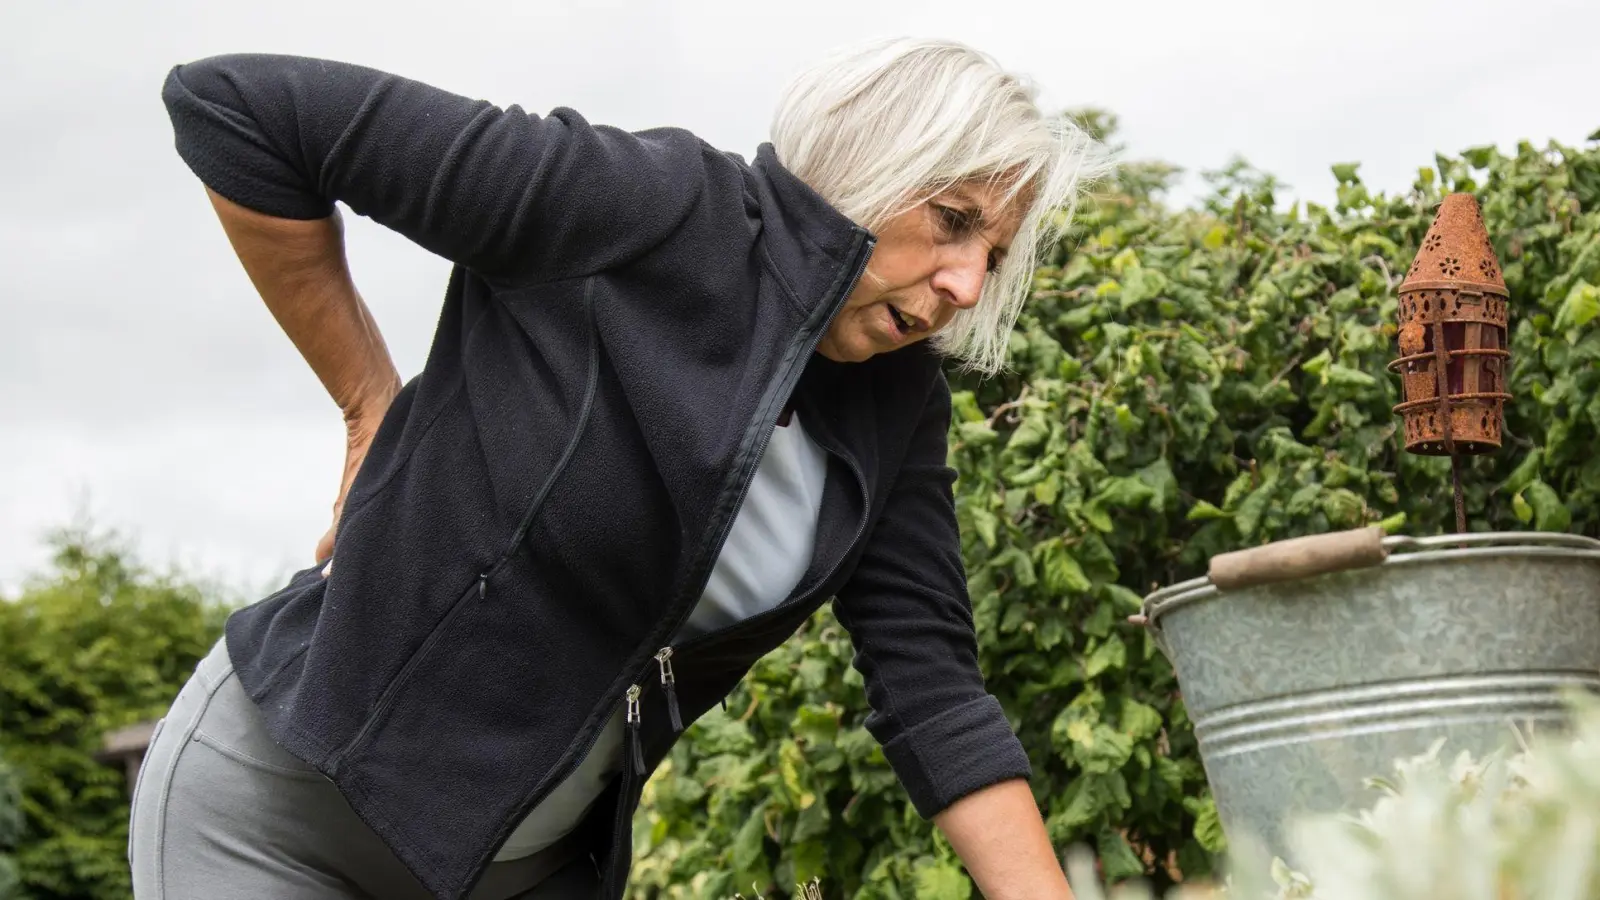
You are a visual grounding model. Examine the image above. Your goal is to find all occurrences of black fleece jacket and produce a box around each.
[161,53,1032,899]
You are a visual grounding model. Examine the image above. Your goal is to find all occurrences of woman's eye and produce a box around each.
[937,205,973,237]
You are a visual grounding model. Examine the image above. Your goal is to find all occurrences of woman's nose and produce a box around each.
[931,247,989,310]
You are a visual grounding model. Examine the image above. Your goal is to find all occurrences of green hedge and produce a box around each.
[628,117,1600,899]
[0,526,227,900]
[1,753,21,900]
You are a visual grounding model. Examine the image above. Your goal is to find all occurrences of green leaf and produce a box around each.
[1234,476,1279,539]
[1502,448,1543,496]
[1060,304,1098,331]
[1049,775,1112,834]
[1007,461,1051,488]
[1084,634,1128,678]
[1137,459,1179,512]
[1186,500,1229,521]
[1075,723,1136,774]
[1286,483,1322,516]
[957,421,999,446]
[1082,601,1115,639]
[913,859,973,900]
[1222,470,1255,510]
[1556,280,1600,334]
[1513,490,1534,524]
[1525,480,1573,532]
[1094,476,1157,510]
[1320,488,1365,528]
[950,390,985,424]
[1301,349,1332,376]
[1331,162,1361,183]
[790,797,831,844]
[991,546,1037,587]
[970,507,999,549]
[1192,796,1228,853]
[732,807,767,872]
[1325,364,1377,388]
[1101,584,1145,615]
[1007,415,1050,452]
[1119,698,1163,740]
[1097,828,1147,882]
[1042,543,1092,594]
[789,839,828,884]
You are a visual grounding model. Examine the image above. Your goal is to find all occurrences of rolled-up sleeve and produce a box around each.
[833,372,1031,818]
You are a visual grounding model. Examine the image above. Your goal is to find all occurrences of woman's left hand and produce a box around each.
[933,778,1076,899]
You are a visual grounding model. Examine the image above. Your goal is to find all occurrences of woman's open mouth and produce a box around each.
[887,304,915,339]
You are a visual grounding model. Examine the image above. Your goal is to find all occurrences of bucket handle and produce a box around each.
[1207,525,1389,590]
[1128,526,1388,627]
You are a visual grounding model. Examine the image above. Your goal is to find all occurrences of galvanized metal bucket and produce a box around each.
[1140,529,1600,864]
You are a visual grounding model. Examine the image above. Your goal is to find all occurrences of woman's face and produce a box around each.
[816,179,1024,364]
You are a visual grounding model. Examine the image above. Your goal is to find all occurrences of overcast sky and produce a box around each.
[3,0,1595,599]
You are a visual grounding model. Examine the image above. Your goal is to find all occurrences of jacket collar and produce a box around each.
[747,143,876,315]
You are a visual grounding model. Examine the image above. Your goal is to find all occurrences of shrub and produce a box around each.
[1,753,21,900]
[630,115,1600,898]
[0,524,228,899]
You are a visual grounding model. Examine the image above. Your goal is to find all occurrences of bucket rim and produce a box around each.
[1140,531,1600,632]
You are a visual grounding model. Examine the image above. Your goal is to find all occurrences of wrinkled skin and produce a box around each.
[816,179,1025,364]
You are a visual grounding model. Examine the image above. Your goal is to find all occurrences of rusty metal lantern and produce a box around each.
[1388,193,1512,530]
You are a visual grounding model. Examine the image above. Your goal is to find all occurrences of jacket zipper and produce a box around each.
[625,684,646,774]
[655,648,683,733]
[657,234,874,643]
[644,430,872,706]
[606,433,872,891]
[601,680,649,895]
[596,231,876,898]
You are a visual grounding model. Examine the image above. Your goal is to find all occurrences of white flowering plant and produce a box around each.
[1063,692,1600,900]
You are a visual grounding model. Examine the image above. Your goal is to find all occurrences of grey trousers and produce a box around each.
[128,638,598,899]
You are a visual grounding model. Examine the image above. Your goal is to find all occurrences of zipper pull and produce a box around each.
[625,685,646,775]
[655,647,684,733]
[477,572,489,600]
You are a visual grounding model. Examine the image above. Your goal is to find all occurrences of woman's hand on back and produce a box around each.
[317,391,396,573]
[201,187,403,575]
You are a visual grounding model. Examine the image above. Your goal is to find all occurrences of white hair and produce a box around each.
[770,37,1114,375]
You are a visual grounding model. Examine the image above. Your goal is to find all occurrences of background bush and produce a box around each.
[0,525,227,900]
[1,752,21,900]
[628,115,1600,899]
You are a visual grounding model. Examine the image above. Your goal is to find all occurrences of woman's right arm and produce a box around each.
[162,53,709,283]
[204,188,400,565]
[163,53,711,560]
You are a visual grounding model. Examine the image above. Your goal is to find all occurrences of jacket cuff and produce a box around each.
[879,694,1033,819]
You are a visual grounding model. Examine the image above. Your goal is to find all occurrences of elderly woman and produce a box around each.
[133,37,1104,900]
